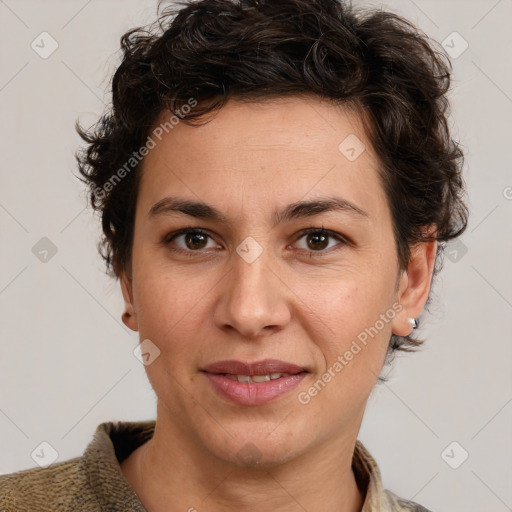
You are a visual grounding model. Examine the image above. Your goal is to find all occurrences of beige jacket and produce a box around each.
[0,421,431,511]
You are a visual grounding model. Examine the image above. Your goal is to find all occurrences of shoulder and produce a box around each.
[0,456,100,512]
[383,489,433,512]
[353,440,432,512]
[0,420,153,512]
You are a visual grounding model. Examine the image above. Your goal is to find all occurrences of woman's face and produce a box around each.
[121,95,430,467]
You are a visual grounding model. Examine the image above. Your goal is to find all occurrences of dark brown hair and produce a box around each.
[76,0,468,359]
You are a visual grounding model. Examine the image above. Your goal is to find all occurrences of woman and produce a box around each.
[0,0,468,510]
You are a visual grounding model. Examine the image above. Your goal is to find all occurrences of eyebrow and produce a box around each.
[147,195,369,225]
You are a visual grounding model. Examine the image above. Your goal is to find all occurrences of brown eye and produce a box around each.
[306,232,329,250]
[294,229,345,253]
[165,229,219,252]
[184,231,208,250]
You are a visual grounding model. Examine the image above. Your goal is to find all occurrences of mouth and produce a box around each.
[201,358,308,376]
[200,359,309,405]
[221,371,301,383]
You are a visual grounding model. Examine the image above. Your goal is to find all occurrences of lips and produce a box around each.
[201,359,306,376]
[201,359,308,406]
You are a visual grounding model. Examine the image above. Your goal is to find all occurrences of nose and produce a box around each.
[213,246,292,339]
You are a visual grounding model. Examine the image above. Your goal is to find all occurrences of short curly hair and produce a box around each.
[75,0,468,359]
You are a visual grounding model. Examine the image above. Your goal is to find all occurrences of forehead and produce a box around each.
[137,95,387,222]
[150,95,369,155]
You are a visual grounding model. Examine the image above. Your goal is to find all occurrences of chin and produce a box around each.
[227,441,298,470]
[200,424,308,470]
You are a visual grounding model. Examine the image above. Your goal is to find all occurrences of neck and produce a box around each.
[122,405,365,512]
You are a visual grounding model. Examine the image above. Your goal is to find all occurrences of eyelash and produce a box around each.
[162,227,348,258]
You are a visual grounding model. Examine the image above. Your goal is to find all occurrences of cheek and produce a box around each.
[131,261,216,355]
[294,263,396,342]
[131,271,211,400]
[293,271,396,406]
[295,281,393,418]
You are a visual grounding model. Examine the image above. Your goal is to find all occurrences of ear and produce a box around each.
[391,229,437,337]
[120,271,139,332]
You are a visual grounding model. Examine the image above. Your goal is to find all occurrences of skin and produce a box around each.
[119,94,437,512]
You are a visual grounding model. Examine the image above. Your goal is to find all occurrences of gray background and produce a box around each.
[0,1,511,510]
